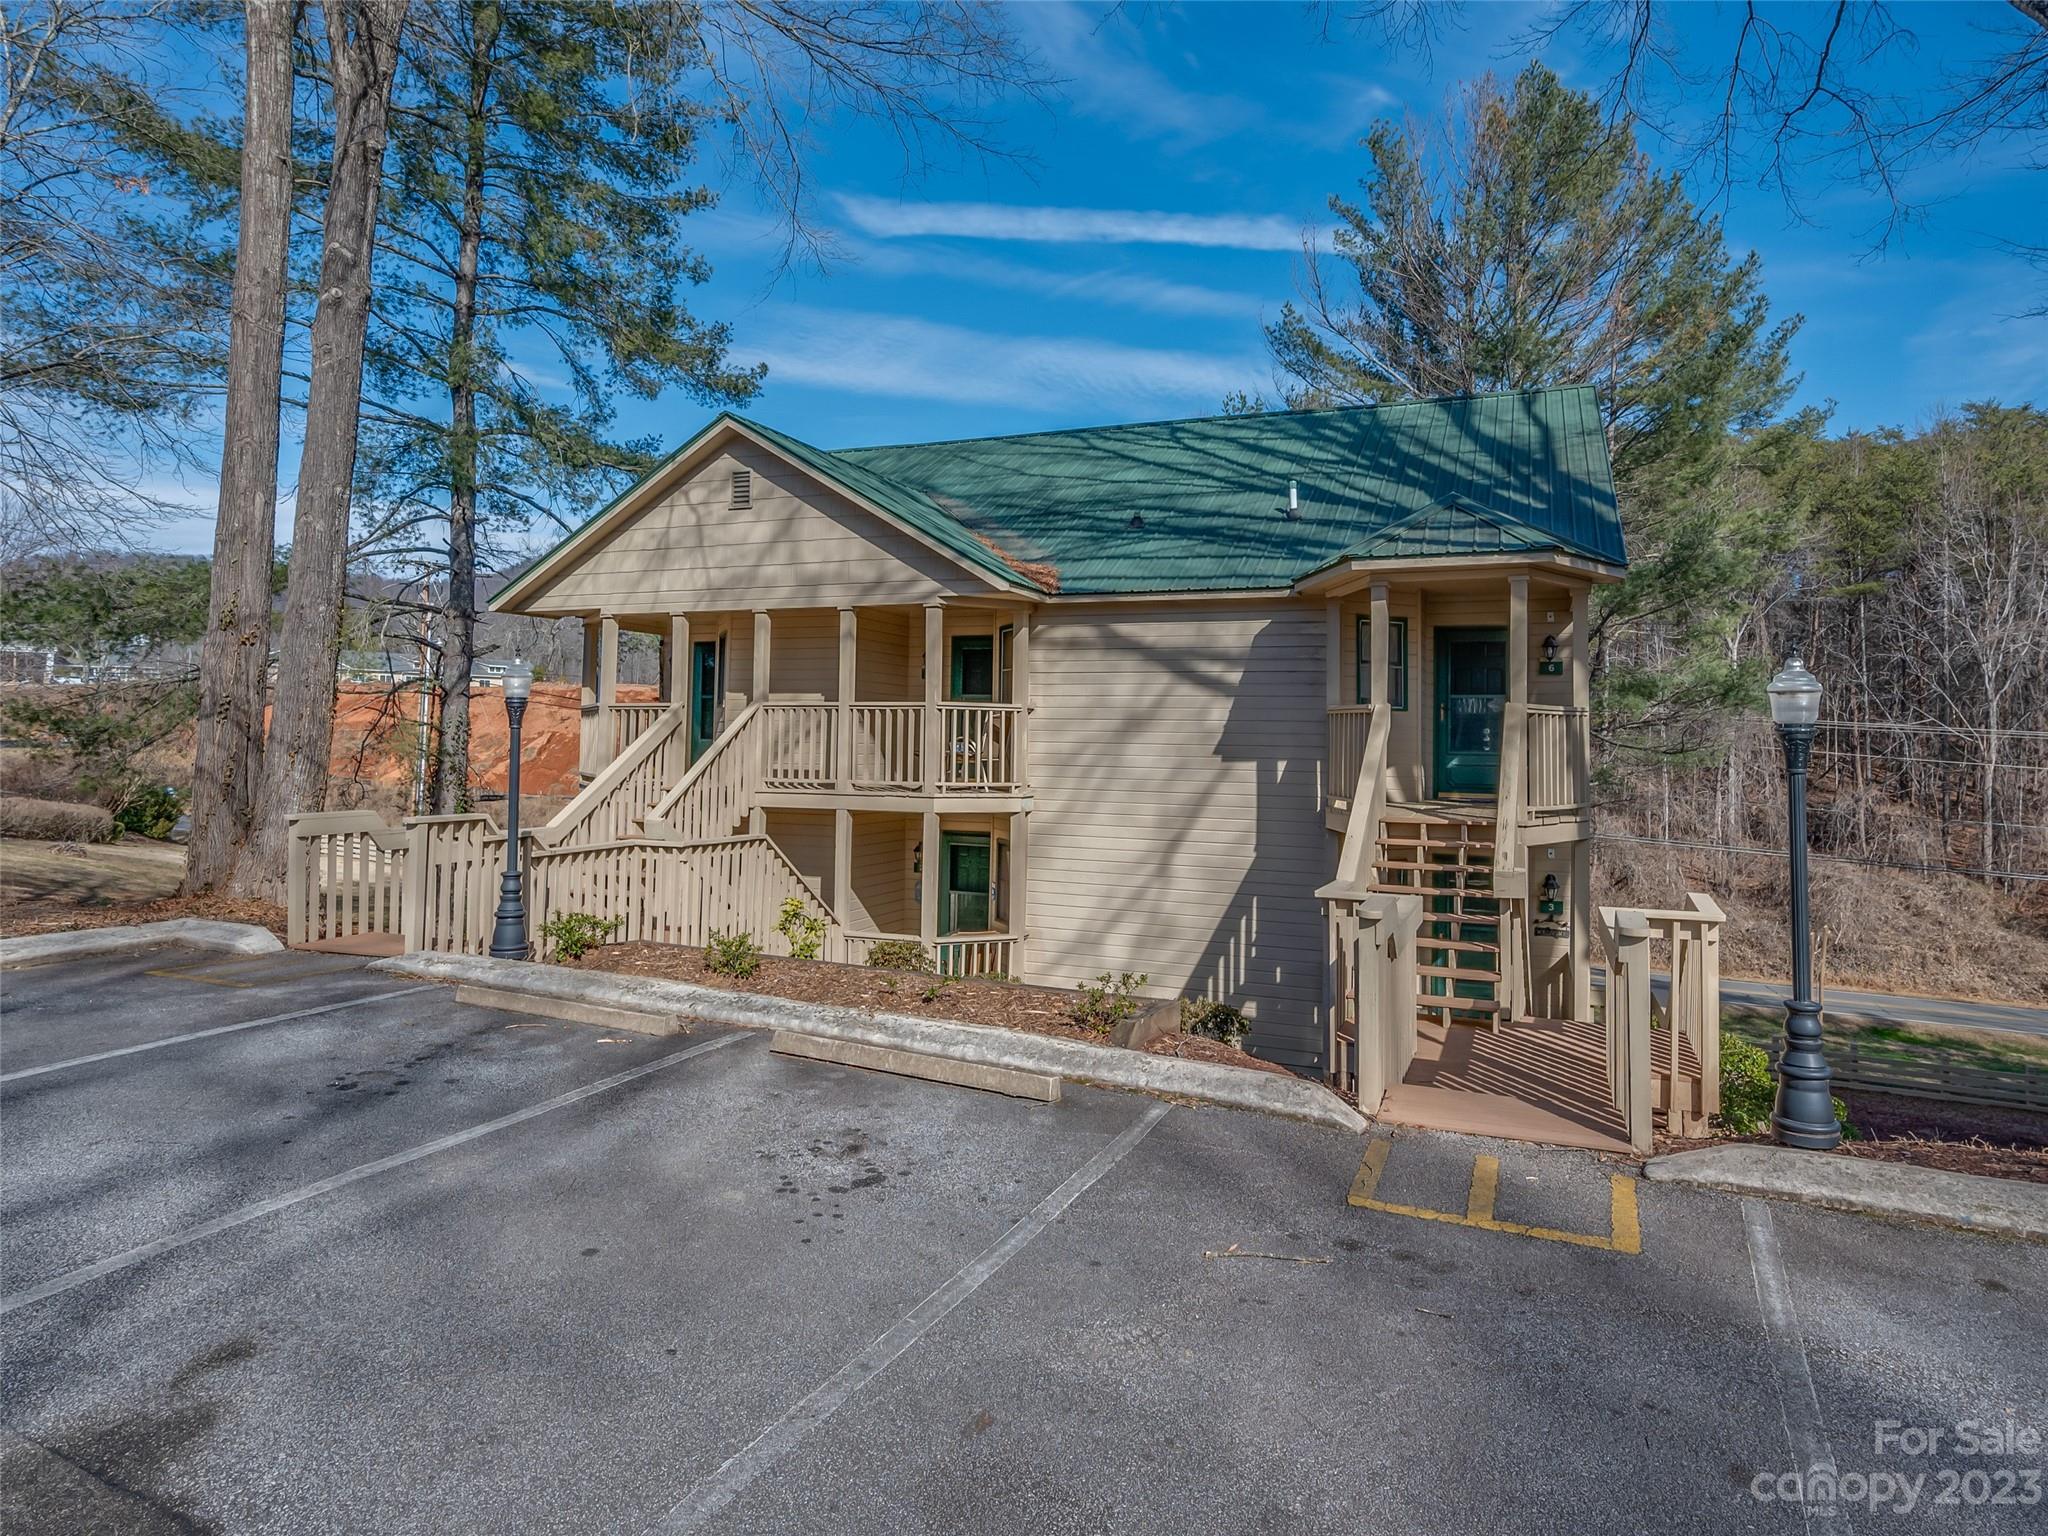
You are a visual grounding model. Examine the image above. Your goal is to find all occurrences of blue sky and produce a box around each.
[144,1,2047,556]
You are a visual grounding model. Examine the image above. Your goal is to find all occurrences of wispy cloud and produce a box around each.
[1016,1,1265,150]
[835,193,1300,251]
[752,306,1261,413]
[847,239,1261,319]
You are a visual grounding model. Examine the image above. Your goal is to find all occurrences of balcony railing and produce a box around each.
[748,701,1025,794]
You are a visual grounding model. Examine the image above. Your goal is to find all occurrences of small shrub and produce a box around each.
[775,897,827,961]
[1073,971,1148,1036]
[921,975,955,1004]
[864,938,932,973]
[1715,1031,1856,1138]
[1180,997,1250,1046]
[704,929,761,979]
[538,910,623,961]
[0,796,117,843]
[115,783,182,840]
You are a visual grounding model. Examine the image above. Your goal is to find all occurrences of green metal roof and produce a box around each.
[827,384,1623,593]
[500,385,1623,605]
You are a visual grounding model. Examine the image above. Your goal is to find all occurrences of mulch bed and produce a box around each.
[0,891,289,940]
[570,941,1296,1080]
[1657,1088,2048,1185]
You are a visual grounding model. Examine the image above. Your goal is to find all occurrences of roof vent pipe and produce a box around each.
[1287,480,1299,518]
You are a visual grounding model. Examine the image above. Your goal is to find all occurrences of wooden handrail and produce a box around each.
[644,701,762,840]
[1318,701,1391,900]
[540,698,691,848]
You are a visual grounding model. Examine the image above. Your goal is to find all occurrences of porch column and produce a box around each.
[1369,582,1391,708]
[748,609,770,833]
[577,617,601,783]
[1570,582,1592,799]
[751,609,772,702]
[832,806,852,922]
[1010,610,1031,788]
[836,606,857,787]
[666,614,689,705]
[597,614,619,704]
[919,808,941,949]
[1007,810,1029,975]
[921,602,944,793]
[1570,837,1594,1021]
[1506,576,1529,706]
[1324,600,1342,709]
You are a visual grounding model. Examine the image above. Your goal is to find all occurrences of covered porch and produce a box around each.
[572,600,1033,798]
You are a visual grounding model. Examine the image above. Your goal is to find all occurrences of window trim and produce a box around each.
[1355,615,1409,709]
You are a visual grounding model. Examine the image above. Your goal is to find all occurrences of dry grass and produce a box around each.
[1596,843,2048,1006]
[0,796,116,842]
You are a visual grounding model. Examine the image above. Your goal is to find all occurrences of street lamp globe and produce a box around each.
[1767,655,1822,727]
[501,655,533,703]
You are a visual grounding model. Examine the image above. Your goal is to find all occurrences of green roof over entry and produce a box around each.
[503,385,1623,604]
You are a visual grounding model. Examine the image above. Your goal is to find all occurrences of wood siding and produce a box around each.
[1027,600,1332,1068]
[516,441,988,614]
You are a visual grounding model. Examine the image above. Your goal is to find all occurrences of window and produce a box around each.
[730,467,752,509]
[1356,615,1409,709]
[950,634,995,701]
[997,624,1015,703]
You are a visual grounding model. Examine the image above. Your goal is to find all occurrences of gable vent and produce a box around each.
[730,467,753,510]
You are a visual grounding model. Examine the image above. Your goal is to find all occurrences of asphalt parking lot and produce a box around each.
[2,945,2042,1535]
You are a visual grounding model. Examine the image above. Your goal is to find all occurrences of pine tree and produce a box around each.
[359,0,764,814]
[1261,63,1801,745]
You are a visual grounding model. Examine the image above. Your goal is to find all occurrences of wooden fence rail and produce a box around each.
[1597,893,1726,1151]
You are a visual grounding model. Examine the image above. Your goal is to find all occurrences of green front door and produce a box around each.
[1433,628,1507,796]
[938,832,991,936]
[689,639,720,760]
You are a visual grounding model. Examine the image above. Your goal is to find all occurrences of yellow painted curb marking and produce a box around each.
[1347,1138,1642,1256]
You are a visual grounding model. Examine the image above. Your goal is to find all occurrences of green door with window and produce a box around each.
[938,832,990,936]
[689,639,720,761]
[1433,628,1507,796]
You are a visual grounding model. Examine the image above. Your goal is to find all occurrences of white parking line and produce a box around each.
[645,1099,1172,1535]
[1744,1198,1856,1536]
[0,1030,747,1317]
[0,986,443,1084]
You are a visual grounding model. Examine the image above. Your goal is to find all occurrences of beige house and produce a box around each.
[292,386,1725,1153]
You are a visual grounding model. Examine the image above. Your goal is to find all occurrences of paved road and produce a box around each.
[1714,976,2048,1041]
[2,945,2042,1534]
[1596,969,2048,1042]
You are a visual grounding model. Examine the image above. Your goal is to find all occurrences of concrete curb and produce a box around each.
[1643,1144,2048,1243]
[370,952,1366,1134]
[0,919,284,970]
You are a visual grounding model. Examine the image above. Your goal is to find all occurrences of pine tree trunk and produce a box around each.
[233,0,408,899]
[185,0,294,893]
[430,3,492,815]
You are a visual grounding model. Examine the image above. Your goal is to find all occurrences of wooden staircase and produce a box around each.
[1372,812,1506,1030]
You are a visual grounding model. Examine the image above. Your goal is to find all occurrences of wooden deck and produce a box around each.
[294,932,406,958]
[1379,1015,1699,1154]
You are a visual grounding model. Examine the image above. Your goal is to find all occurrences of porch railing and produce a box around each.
[1596,893,1726,1151]
[1524,705,1589,816]
[1326,705,1374,811]
[849,704,922,788]
[285,811,413,948]
[526,834,836,960]
[760,702,836,788]
[1322,890,1422,1106]
[645,702,762,843]
[545,701,691,848]
[938,704,1022,790]
[839,930,1021,979]
[286,808,838,962]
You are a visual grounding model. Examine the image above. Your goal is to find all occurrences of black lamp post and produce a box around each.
[1767,654,1838,1149]
[489,657,535,960]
